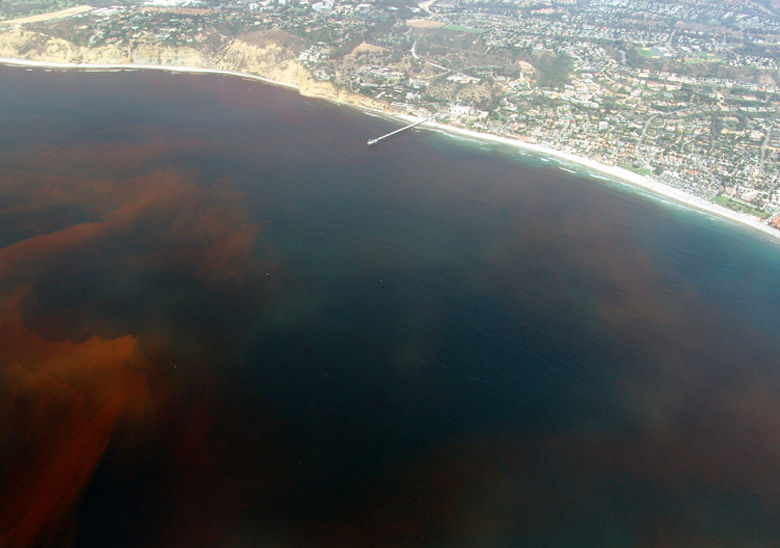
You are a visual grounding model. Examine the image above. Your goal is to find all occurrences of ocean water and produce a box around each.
[1,66,778,547]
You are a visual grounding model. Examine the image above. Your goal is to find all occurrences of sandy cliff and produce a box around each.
[0,28,209,66]
[0,28,81,62]
[218,38,383,108]
[0,28,384,110]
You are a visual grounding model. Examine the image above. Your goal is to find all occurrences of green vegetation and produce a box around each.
[685,53,722,64]
[442,24,485,34]
[533,52,573,88]
[618,163,653,176]
[712,195,770,218]
[636,47,660,58]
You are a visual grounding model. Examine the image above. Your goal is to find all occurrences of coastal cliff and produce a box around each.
[217,38,382,108]
[0,28,207,65]
[0,28,383,110]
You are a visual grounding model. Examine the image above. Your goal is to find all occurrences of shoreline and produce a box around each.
[0,56,300,90]
[394,114,780,243]
[1,56,778,244]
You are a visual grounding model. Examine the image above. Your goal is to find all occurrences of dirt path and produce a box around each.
[1,5,92,26]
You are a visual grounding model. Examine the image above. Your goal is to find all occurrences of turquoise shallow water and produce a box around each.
[1,66,778,546]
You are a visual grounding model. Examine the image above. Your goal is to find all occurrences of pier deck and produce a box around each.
[367,117,431,146]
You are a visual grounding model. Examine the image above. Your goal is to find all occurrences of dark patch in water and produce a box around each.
[0,66,778,546]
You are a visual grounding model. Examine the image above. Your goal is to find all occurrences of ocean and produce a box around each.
[1,65,778,547]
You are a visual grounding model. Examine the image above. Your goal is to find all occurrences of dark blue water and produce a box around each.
[1,65,778,547]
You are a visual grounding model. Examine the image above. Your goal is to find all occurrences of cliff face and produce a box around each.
[0,29,384,110]
[0,29,208,66]
[0,29,82,62]
[218,38,382,109]
[0,29,207,66]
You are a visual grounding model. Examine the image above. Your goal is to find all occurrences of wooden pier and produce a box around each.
[367,117,431,146]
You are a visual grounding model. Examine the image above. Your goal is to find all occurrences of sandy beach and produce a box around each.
[1,56,778,243]
[392,114,780,243]
[0,57,299,90]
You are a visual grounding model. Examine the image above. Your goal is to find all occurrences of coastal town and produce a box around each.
[2,0,779,230]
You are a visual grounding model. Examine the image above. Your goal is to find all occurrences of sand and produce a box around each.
[406,19,447,29]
